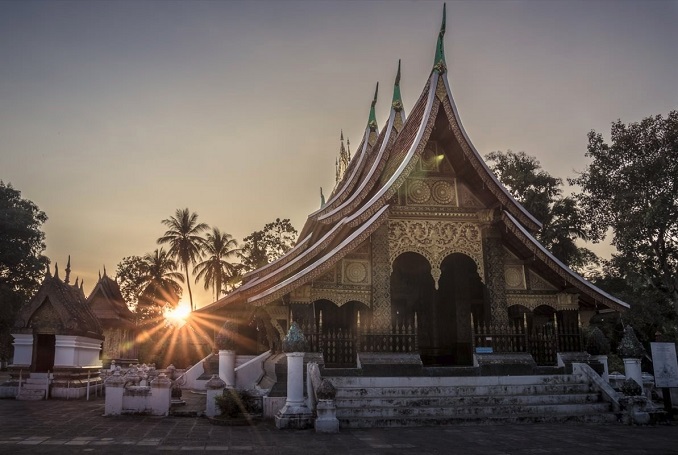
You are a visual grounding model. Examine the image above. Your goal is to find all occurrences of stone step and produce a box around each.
[329,374,583,389]
[338,411,619,428]
[335,382,592,398]
[336,401,611,419]
[16,389,45,401]
[336,392,601,408]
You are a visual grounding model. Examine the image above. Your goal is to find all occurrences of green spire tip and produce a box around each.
[392,60,403,111]
[368,82,379,131]
[433,3,447,74]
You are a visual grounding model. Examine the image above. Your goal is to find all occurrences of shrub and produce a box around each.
[214,389,257,418]
[585,326,611,355]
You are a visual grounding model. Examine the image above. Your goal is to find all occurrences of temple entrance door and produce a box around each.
[435,253,487,366]
[33,333,55,372]
[314,300,367,367]
[390,253,437,363]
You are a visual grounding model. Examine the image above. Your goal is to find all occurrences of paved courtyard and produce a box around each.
[0,396,676,454]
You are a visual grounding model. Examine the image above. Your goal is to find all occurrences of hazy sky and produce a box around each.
[1,0,676,309]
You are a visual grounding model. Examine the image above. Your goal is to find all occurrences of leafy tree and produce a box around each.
[194,228,240,301]
[239,218,297,272]
[486,151,596,271]
[0,182,49,364]
[115,256,147,309]
[158,208,208,312]
[571,111,678,313]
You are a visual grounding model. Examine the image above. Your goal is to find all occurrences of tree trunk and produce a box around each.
[184,262,194,312]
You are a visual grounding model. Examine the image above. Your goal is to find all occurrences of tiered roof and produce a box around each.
[87,270,136,329]
[199,6,628,314]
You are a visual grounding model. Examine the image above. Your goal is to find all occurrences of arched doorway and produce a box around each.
[390,252,486,366]
[436,253,487,366]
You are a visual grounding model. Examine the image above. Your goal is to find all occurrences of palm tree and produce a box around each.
[137,248,185,320]
[194,228,241,301]
[158,208,209,312]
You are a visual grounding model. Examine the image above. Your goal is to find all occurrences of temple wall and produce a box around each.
[370,224,392,331]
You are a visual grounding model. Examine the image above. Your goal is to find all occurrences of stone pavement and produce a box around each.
[0,396,676,454]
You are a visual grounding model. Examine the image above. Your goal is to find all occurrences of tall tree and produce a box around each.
[571,111,678,313]
[194,228,240,301]
[486,151,595,271]
[158,208,208,312]
[115,255,147,309]
[0,182,49,364]
[239,218,297,272]
[137,249,184,320]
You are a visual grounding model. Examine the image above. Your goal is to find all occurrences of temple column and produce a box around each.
[218,350,236,388]
[483,229,509,324]
[370,224,392,332]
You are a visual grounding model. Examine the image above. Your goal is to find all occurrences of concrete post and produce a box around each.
[150,373,172,416]
[315,400,340,433]
[275,352,312,429]
[104,370,125,416]
[219,350,236,387]
[205,374,226,417]
[623,358,643,389]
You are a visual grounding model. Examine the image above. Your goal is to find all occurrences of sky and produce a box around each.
[1,0,677,310]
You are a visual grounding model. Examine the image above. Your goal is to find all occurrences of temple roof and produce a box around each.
[87,273,136,328]
[14,266,103,338]
[198,5,626,314]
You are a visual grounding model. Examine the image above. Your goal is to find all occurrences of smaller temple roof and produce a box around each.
[87,273,136,329]
[14,264,103,339]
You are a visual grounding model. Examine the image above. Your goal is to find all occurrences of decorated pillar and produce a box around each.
[482,230,509,324]
[370,224,392,332]
[205,374,226,417]
[275,322,312,429]
[149,373,172,416]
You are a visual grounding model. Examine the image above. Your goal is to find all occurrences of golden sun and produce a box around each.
[165,302,191,326]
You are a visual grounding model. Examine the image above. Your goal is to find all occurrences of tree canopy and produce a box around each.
[194,227,240,301]
[239,218,297,272]
[572,111,678,313]
[0,182,49,362]
[158,208,209,311]
[485,151,595,272]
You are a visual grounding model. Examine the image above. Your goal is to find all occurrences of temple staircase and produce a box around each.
[16,373,50,401]
[331,373,618,427]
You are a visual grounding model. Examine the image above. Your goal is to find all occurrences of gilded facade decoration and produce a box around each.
[407,179,432,204]
[431,180,455,205]
[315,268,337,284]
[388,219,485,285]
[557,293,579,311]
[289,284,312,303]
[310,289,371,308]
[371,224,392,331]
[264,306,291,339]
[420,143,440,172]
[342,259,371,285]
[504,265,526,290]
[507,294,559,311]
[528,270,557,291]
[457,183,483,208]
[29,300,61,332]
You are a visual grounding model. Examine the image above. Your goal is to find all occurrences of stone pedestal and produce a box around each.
[219,350,236,387]
[275,352,312,429]
[315,400,340,433]
[593,355,609,382]
[104,370,125,416]
[624,358,643,388]
[10,334,33,367]
[205,375,226,417]
[150,373,171,416]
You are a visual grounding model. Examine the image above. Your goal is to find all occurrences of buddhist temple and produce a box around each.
[9,259,104,399]
[87,268,137,365]
[196,5,628,370]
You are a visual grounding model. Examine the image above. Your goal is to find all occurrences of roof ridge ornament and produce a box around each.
[433,3,447,74]
[320,187,326,208]
[65,255,71,284]
[368,82,379,132]
[392,59,403,112]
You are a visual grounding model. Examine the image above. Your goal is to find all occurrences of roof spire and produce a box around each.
[75,277,79,287]
[64,255,71,284]
[368,82,379,131]
[347,137,351,161]
[320,187,326,208]
[340,130,344,142]
[99,270,102,280]
[80,279,84,292]
[45,263,51,278]
[392,60,403,112]
[433,3,447,74]
[103,265,107,277]
[54,262,60,280]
